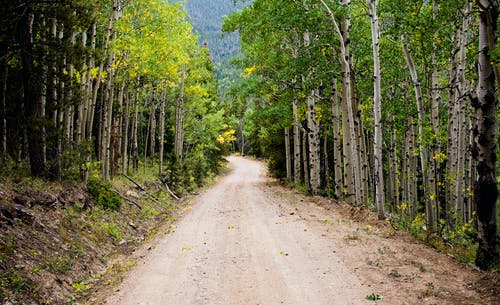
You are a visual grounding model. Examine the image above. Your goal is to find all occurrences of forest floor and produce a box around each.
[93,156,499,305]
[0,164,200,304]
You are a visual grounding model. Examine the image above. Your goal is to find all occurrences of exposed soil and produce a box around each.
[0,174,188,304]
[98,156,498,305]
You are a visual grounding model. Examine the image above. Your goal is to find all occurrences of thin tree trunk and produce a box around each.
[323,131,330,190]
[368,0,385,218]
[174,66,186,162]
[407,119,419,219]
[427,0,440,230]
[21,12,45,177]
[473,0,498,270]
[293,97,302,183]
[76,31,87,145]
[91,3,120,147]
[132,91,140,171]
[46,11,61,181]
[307,90,321,195]
[446,28,461,225]
[64,32,76,143]
[331,77,343,199]
[285,128,292,183]
[121,87,130,175]
[158,91,166,175]
[302,128,310,193]
[86,22,97,140]
[1,63,7,163]
[402,34,434,231]
[149,90,157,163]
[101,42,117,180]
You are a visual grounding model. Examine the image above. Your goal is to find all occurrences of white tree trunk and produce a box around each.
[331,77,343,199]
[285,128,292,182]
[402,34,435,230]
[174,66,186,162]
[307,90,321,195]
[293,97,302,183]
[320,0,362,205]
[368,0,385,219]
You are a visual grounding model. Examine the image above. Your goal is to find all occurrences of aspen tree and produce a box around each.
[368,0,385,219]
[320,0,362,206]
[474,0,498,270]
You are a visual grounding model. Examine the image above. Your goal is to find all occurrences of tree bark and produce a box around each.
[158,90,166,175]
[85,22,97,140]
[132,91,140,171]
[149,89,157,163]
[293,97,302,183]
[21,11,46,177]
[368,0,385,219]
[285,128,292,183]
[473,0,498,270]
[122,87,131,175]
[302,128,310,193]
[1,63,7,164]
[101,39,117,180]
[174,66,186,162]
[307,90,321,195]
[320,0,361,205]
[331,77,343,199]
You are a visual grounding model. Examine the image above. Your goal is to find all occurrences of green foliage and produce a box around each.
[422,282,436,297]
[366,293,383,301]
[47,254,73,274]
[0,272,27,295]
[99,222,123,242]
[60,140,94,181]
[87,176,122,210]
[393,211,478,264]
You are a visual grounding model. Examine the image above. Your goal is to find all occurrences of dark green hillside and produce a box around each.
[183,0,249,96]
[184,0,246,63]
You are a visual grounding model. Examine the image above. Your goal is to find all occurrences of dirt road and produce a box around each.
[104,156,493,305]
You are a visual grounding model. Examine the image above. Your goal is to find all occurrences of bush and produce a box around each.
[86,177,121,210]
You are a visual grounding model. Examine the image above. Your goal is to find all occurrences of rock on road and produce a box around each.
[105,156,370,305]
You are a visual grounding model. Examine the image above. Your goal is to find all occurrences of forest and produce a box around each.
[0,1,238,301]
[222,0,499,270]
[0,0,235,187]
[0,0,499,302]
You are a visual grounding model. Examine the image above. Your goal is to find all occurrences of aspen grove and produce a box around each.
[1,1,234,188]
[223,0,499,269]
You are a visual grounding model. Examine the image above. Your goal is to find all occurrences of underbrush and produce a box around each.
[392,212,479,265]
[0,156,226,305]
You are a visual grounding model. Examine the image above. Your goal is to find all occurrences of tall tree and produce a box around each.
[473,0,498,270]
[320,0,363,206]
[367,0,385,219]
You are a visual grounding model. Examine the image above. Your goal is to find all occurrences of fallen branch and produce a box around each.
[111,188,142,210]
[161,180,180,200]
[122,174,162,204]
[123,174,147,192]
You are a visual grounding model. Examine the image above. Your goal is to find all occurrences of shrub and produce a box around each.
[86,176,121,210]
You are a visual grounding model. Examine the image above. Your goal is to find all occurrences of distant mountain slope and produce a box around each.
[184,0,247,63]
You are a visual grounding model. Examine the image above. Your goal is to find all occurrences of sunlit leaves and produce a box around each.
[113,0,196,82]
